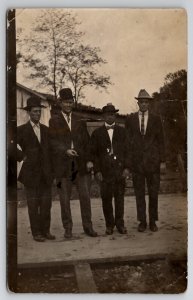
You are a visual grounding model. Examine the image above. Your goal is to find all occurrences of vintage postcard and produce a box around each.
[7,8,187,293]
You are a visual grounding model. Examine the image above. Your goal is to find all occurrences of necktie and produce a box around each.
[106,125,115,130]
[141,112,145,136]
[66,114,74,148]
[66,114,70,123]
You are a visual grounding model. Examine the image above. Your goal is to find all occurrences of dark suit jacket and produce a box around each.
[49,112,90,178]
[125,112,165,174]
[17,122,53,187]
[90,124,130,181]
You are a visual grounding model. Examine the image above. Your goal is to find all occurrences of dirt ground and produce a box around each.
[92,259,187,293]
[17,265,78,293]
[16,259,187,293]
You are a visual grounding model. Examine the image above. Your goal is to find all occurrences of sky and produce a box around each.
[16,8,187,114]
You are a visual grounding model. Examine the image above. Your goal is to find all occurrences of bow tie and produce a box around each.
[139,111,147,116]
[106,125,115,130]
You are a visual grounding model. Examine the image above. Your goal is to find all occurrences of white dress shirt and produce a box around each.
[61,111,74,149]
[105,122,115,143]
[138,110,148,135]
[30,120,41,143]
[61,111,72,130]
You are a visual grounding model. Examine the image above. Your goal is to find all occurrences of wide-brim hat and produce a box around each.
[23,96,46,111]
[59,88,74,101]
[135,89,153,100]
[102,103,119,113]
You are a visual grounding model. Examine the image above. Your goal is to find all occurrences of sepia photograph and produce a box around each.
[7,8,187,293]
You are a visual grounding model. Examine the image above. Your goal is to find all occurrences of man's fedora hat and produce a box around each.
[102,103,119,113]
[59,88,74,101]
[23,96,46,111]
[135,89,153,100]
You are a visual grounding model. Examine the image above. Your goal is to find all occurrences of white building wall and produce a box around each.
[17,88,51,126]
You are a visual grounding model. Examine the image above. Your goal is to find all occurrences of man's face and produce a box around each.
[28,107,41,123]
[138,99,150,112]
[103,112,116,125]
[61,99,74,114]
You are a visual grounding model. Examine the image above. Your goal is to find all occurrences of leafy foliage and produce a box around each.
[152,69,187,102]
[152,69,187,171]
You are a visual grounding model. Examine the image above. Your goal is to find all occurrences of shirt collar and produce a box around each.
[30,120,40,128]
[138,110,149,116]
[61,111,72,119]
[105,122,115,128]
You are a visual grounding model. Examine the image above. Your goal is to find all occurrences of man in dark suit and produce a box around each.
[17,96,55,242]
[90,103,130,235]
[49,88,97,238]
[125,89,166,232]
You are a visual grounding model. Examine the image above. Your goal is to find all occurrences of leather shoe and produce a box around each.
[44,232,56,240]
[64,229,72,238]
[117,226,127,234]
[138,222,147,232]
[33,235,45,242]
[84,228,98,237]
[105,227,114,235]
[149,222,158,232]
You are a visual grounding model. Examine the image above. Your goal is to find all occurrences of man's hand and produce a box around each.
[95,172,103,182]
[160,162,166,174]
[86,161,94,172]
[55,178,62,189]
[66,149,78,157]
[122,168,131,180]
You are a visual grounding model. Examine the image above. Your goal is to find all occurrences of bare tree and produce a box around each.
[60,44,111,104]
[17,9,111,102]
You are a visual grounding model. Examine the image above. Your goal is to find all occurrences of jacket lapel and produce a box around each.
[145,113,154,137]
[102,125,112,147]
[40,123,46,146]
[26,121,40,145]
[134,113,141,135]
[59,112,71,132]
[71,112,77,132]
[112,125,119,151]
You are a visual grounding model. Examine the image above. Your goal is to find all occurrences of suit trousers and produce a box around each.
[100,179,125,229]
[25,183,52,237]
[58,174,92,231]
[132,172,160,222]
